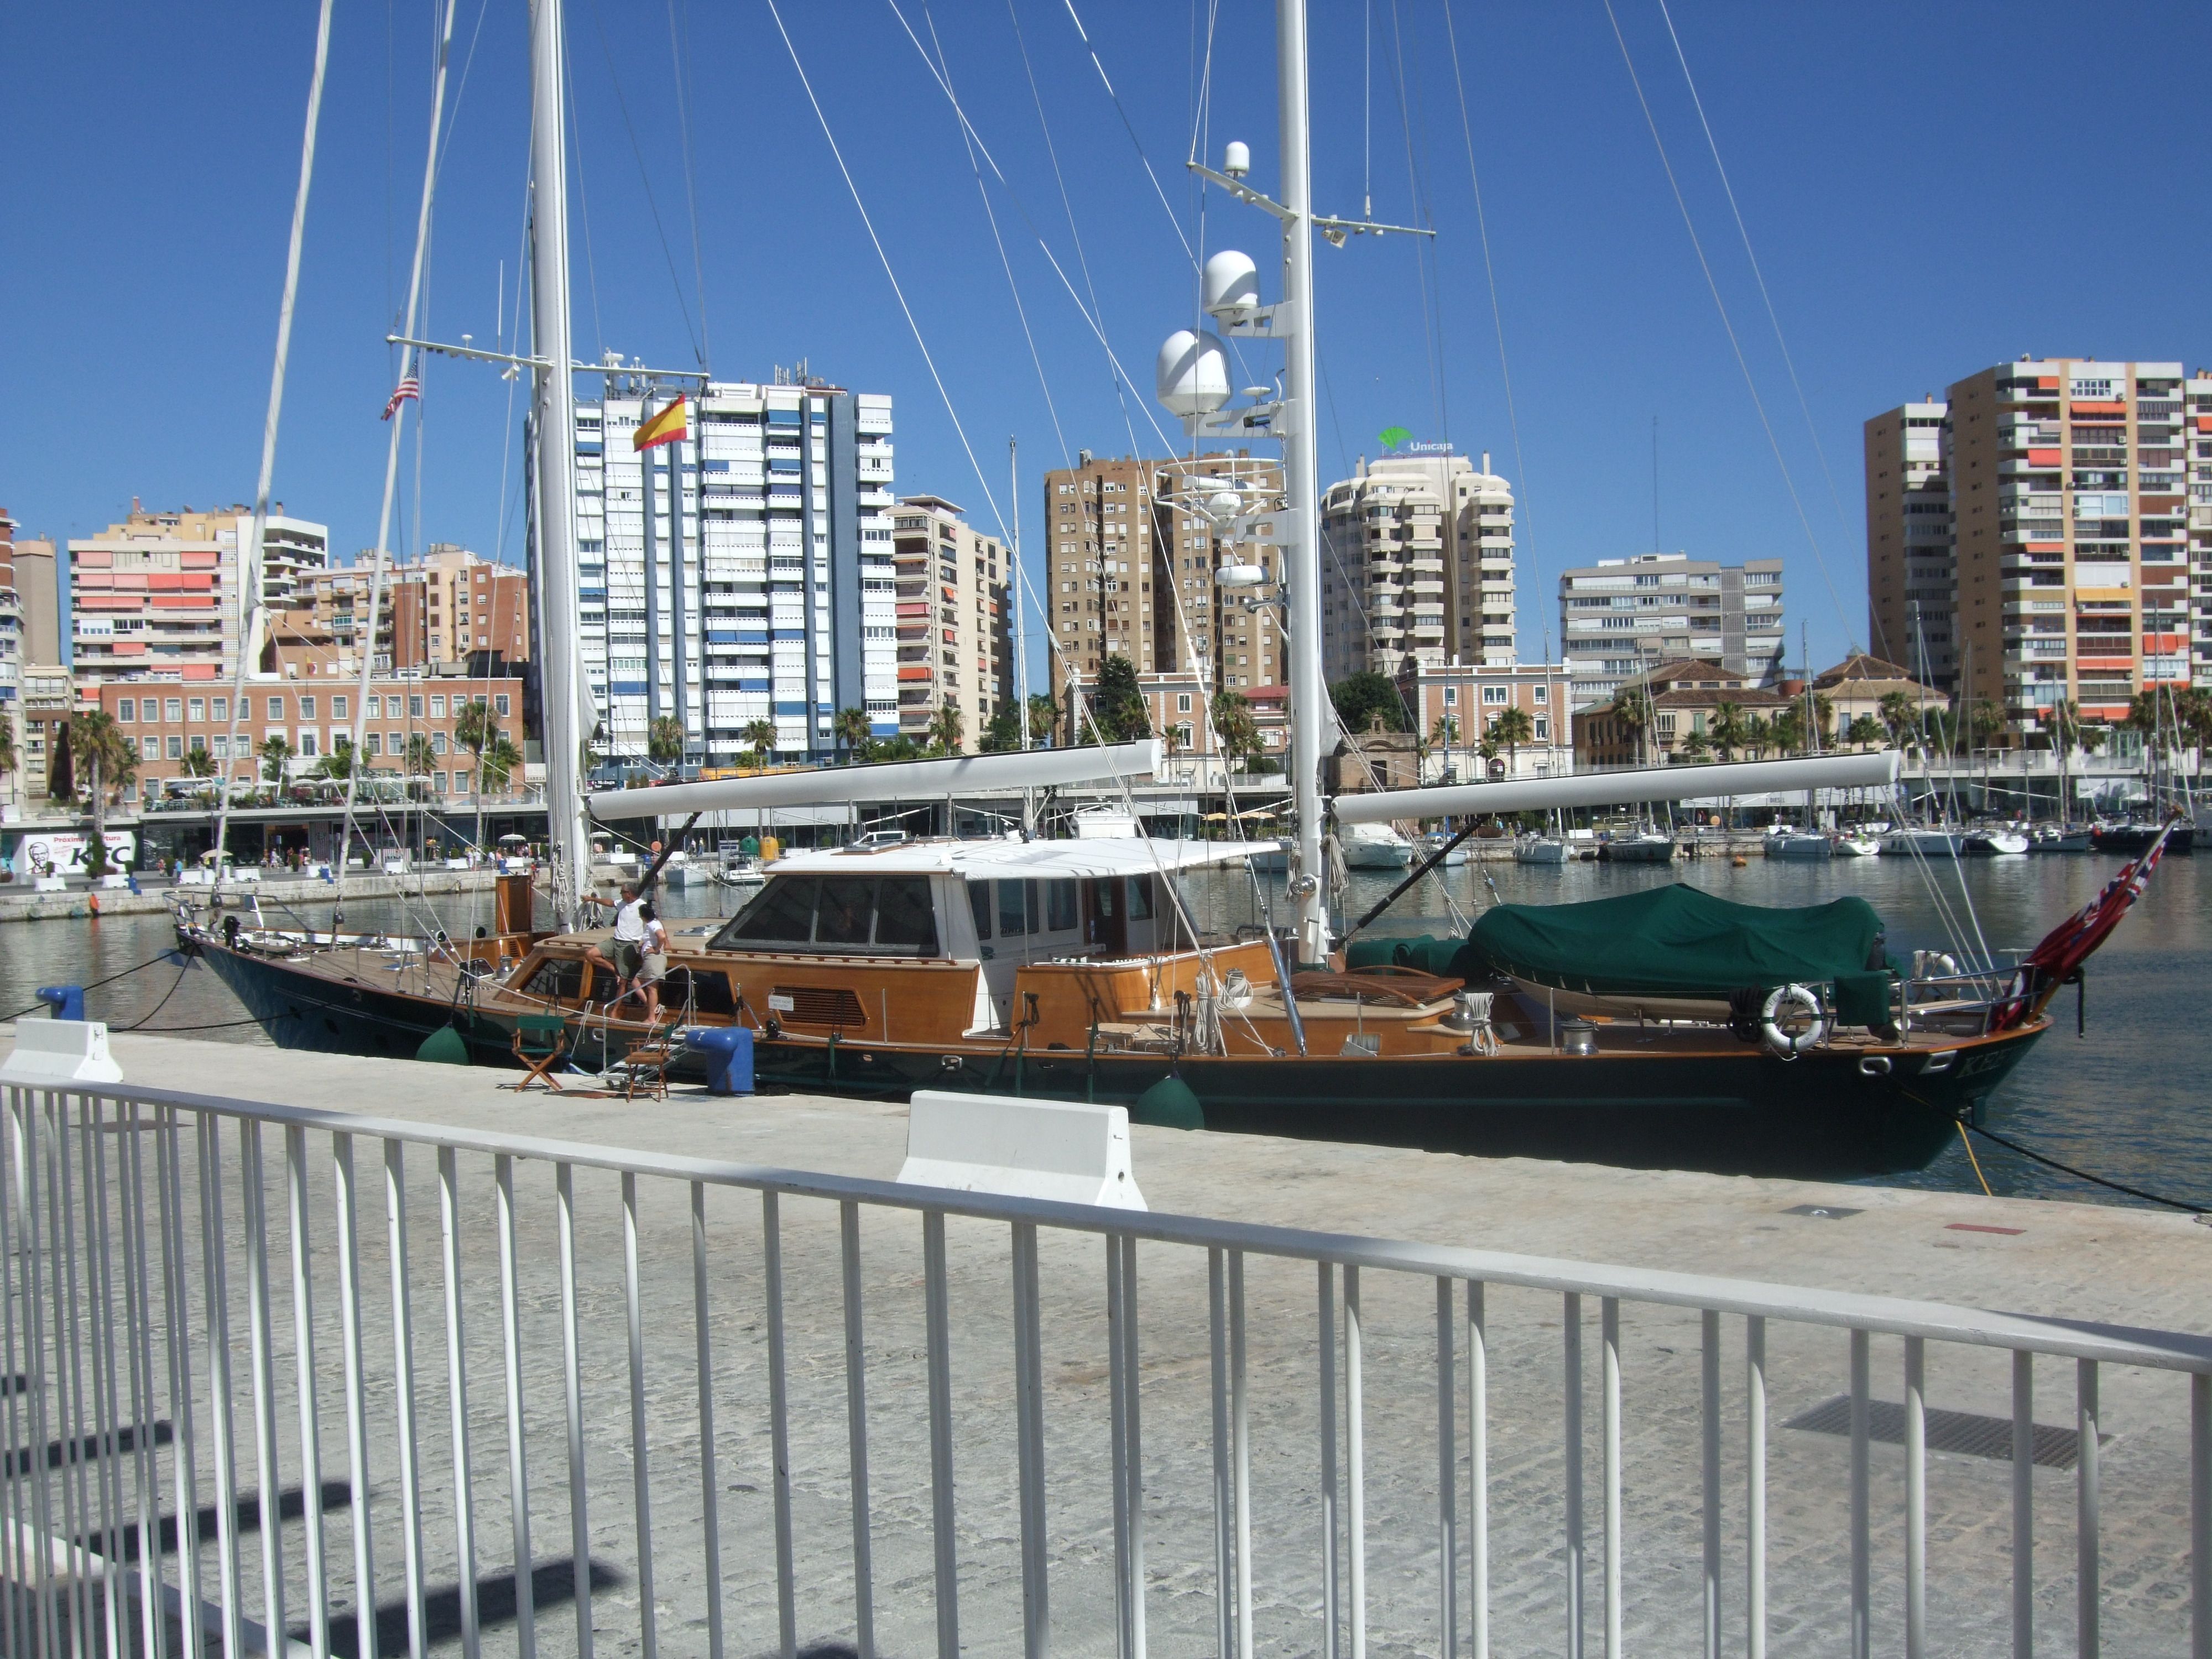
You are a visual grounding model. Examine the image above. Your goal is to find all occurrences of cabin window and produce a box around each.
[998,879,1032,936]
[968,883,992,940]
[723,877,819,945]
[1046,879,1079,932]
[875,878,939,952]
[1126,875,1155,920]
[815,878,877,947]
[665,967,736,1017]
[522,958,588,1002]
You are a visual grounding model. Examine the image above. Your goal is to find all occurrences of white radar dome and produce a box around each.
[1155,330,1231,419]
[1203,250,1261,321]
[1223,140,1251,178]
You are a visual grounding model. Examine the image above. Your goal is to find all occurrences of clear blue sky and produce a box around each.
[6,1,2209,675]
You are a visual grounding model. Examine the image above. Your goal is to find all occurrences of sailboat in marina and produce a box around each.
[178,0,2165,1180]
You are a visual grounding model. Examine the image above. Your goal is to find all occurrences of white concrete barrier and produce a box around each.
[898,1090,1146,1211]
[1,1020,125,1086]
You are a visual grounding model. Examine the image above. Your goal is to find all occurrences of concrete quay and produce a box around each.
[2,1029,2203,1658]
[0,867,507,924]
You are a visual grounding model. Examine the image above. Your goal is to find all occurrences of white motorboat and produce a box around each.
[1881,828,1964,858]
[1833,833,1881,858]
[1514,834,1572,865]
[1340,821,1416,870]
[1764,831,1834,860]
[1419,830,1469,867]
[1963,827,2030,855]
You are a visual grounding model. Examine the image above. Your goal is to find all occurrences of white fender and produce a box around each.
[1760,984,1826,1060]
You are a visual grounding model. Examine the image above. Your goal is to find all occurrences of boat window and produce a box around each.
[521,958,586,1003]
[998,879,1030,937]
[1126,875,1155,920]
[666,967,736,1018]
[968,881,992,941]
[719,877,818,946]
[1046,879,1079,932]
[874,877,940,953]
[815,878,877,947]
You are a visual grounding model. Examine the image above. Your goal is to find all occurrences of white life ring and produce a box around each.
[1760,984,1826,1059]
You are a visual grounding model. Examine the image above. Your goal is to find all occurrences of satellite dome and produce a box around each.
[1203,250,1261,321]
[1156,330,1231,418]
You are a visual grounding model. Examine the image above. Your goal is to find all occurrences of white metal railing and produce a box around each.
[0,1079,2206,1659]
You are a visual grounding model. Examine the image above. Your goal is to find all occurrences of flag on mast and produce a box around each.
[382,375,420,420]
[1998,816,2176,1025]
[634,394,691,451]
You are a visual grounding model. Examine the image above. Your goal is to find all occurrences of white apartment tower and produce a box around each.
[1558,552,1786,709]
[1319,450,1516,681]
[573,373,896,765]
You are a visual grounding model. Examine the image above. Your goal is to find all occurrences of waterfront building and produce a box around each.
[890,496,1011,752]
[1867,358,2199,736]
[284,545,531,677]
[574,372,896,765]
[1392,660,1572,782]
[100,661,526,800]
[17,664,73,805]
[64,504,328,701]
[1040,450,1287,697]
[1319,450,1517,680]
[1811,653,1950,748]
[1558,552,1785,710]
[0,509,18,725]
[1572,658,1788,768]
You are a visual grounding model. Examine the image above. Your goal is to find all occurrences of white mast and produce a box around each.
[1275,0,1329,964]
[529,0,590,926]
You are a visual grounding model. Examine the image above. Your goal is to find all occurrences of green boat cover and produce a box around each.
[1350,883,1890,999]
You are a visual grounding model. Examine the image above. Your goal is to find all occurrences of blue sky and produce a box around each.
[6,1,2210,675]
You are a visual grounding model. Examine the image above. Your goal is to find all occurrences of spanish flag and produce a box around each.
[633,394,691,452]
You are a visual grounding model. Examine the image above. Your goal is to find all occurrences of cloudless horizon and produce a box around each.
[6,1,2209,678]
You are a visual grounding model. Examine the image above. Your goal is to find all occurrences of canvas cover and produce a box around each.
[1468,884,1887,997]
[1350,884,1889,998]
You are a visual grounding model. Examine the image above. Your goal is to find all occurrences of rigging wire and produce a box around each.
[1653,0,1853,543]
[1598,0,1855,651]
[586,0,704,365]
[1058,0,1198,269]
[667,0,712,368]
[1440,0,1539,645]
[1381,0,1447,441]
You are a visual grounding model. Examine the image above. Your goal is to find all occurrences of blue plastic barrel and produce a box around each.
[683,1026,755,1095]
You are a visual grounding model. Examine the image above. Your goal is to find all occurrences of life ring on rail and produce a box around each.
[1760,984,1825,1060]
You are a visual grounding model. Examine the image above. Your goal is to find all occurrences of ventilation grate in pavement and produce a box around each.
[1783,1395,2098,1469]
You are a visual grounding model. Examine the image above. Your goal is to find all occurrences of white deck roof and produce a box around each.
[764,836,1279,881]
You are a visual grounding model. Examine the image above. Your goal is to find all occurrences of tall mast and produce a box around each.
[530,0,590,924]
[1276,0,1328,964]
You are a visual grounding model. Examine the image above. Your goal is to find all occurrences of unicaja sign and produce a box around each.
[1376,426,1453,457]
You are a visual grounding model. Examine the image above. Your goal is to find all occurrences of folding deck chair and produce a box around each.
[508,1014,570,1091]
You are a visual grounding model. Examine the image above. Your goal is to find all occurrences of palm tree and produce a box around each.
[478,735,523,791]
[1211,690,1260,773]
[740,719,777,771]
[1741,714,1771,760]
[69,712,137,878]
[1612,697,1649,766]
[1876,690,1920,753]
[404,733,438,778]
[833,706,873,763]
[313,739,357,781]
[1845,714,1884,751]
[1489,705,1535,775]
[926,703,964,757]
[1707,701,1746,763]
[1430,713,1460,780]
[1026,693,1060,748]
[646,714,685,768]
[1677,730,1710,762]
[258,733,295,784]
[180,745,218,780]
[1768,704,1804,758]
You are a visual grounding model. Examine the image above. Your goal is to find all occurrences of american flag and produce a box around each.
[1997,817,2176,1026]
[382,374,421,420]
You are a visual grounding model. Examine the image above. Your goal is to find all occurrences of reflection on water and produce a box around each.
[6,854,2206,1211]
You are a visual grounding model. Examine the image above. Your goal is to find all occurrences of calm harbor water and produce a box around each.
[4,852,2205,1212]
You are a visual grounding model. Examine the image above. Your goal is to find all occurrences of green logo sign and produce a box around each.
[1377,425,1411,453]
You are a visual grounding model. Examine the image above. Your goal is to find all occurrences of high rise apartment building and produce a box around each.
[0,510,19,731]
[1867,358,2202,732]
[1319,450,1517,681]
[281,545,529,675]
[574,374,896,766]
[890,496,1011,750]
[65,504,328,700]
[1039,451,1287,698]
[1557,552,1785,709]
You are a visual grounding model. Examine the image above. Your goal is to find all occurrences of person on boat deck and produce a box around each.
[634,902,670,1026]
[581,883,648,1003]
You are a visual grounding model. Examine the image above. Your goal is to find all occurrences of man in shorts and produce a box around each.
[583,883,646,1003]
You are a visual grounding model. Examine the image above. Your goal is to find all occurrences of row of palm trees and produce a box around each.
[1427,705,1536,774]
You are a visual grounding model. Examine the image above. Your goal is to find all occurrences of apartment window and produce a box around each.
[165,698,183,722]
[186,733,205,753]
[268,697,285,719]
[431,695,447,718]
[1443,686,1458,707]
[1176,693,1192,713]
[140,736,158,761]
[165,736,182,760]
[332,695,348,721]
[299,696,315,719]
[410,695,425,718]
[118,699,135,722]
[435,772,448,795]
[365,733,382,757]
[185,698,203,721]
[1534,685,1548,705]
[494,693,510,717]
[211,736,229,759]
[388,730,404,753]
[1482,685,1508,706]
[1534,717,1550,739]
[299,733,318,758]
[432,733,448,755]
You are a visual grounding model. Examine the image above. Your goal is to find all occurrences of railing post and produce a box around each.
[840,1200,875,1659]
[287,1125,331,1659]
[1564,1291,1584,1659]
[764,1189,797,1659]
[2013,1350,2033,1658]
[1319,1262,1341,1659]
[1702,1310,1720,1659]
[923,1209,960,1659]
[1436,1277,1457,1659]
[2079,1359,2100,1659]
[386,1138,429,1659]
[1016,1223,1050,1659]
[1347,1264,1365,1659]
[2192,1370,2209,1659]
[1906,1336,1927,1658]
[493,1155,538,1659]
[163,1106,208,1659]
[1602,1297,1621,1659]
[555,1162,595,1659]
[1232,1250,1254,1659]
[622,1172,661,1659]
[438,1145,481,1659]
[196,1112,245,1659]
[241,1120,289,1657]
[692,1182,726,1659]
[1469,1281,1488,1659]
[1850,1328,1871,1659]
[1746,1315,1766,1659]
